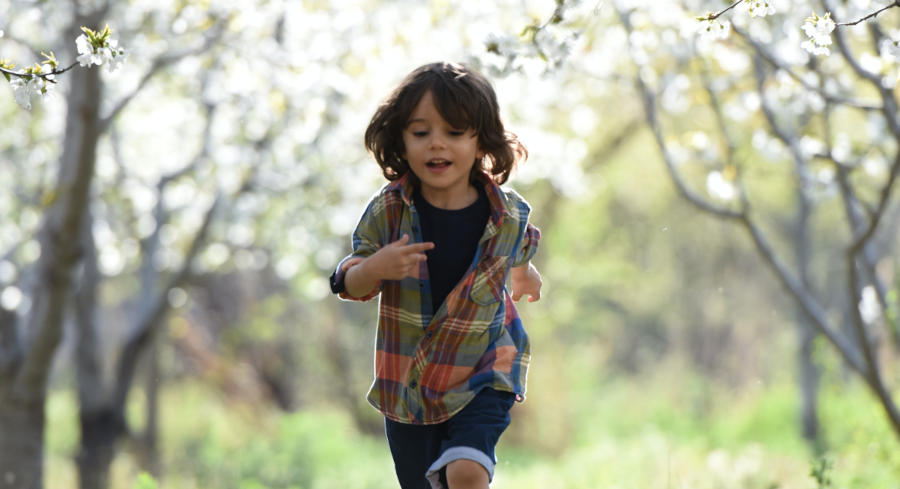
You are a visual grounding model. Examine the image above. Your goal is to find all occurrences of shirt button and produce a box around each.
[409,380,418,389]
[425,331,433,339]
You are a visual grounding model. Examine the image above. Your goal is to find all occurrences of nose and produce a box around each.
[428,133,446,149]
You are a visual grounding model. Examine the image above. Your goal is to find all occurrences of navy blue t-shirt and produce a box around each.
[414,184,490,315]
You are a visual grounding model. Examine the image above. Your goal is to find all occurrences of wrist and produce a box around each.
[345,257,377,297]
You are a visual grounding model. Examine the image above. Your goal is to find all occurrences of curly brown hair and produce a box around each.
[364,62,527,185]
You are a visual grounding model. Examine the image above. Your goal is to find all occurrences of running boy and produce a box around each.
[329,62,542,489]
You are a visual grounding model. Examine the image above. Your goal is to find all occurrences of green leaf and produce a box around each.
[133,472,158,489]
[41,51,59,70]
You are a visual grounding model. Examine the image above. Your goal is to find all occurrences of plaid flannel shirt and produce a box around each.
[333,171,540,425]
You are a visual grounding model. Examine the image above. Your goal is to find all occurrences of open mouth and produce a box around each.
[425,159,451,169]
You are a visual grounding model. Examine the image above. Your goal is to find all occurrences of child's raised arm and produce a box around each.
[344,234,434,298]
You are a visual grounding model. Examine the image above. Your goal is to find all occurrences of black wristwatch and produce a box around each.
[329,270,346,294]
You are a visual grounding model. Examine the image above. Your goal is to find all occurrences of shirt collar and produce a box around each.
[387,171,512,229]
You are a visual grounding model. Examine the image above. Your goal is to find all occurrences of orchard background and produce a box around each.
[2,0,900,488]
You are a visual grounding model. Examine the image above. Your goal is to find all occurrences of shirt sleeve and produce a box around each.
[512,222,540,267]
[332,195,386,302]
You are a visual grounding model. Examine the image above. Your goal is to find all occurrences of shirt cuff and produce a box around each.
[332,256,381,301]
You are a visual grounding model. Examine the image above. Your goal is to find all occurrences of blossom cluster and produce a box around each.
[9,62,55,110]
[76,25,128,72]
[699,18,731,42]
[695,2,878,59]
[800,13,836,56]
[746,1,775,18]
[2,25,127,110]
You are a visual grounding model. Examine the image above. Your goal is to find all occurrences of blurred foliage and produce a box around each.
[3,0,900,486]
[42,365,900,488]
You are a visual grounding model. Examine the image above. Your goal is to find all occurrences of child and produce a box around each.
[329,62,542,489]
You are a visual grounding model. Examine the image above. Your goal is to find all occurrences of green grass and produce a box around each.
[43,366,900,488]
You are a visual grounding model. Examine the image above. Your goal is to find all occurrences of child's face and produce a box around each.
[402,91,484,207]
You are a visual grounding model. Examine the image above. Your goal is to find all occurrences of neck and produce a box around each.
[420,183,478,210]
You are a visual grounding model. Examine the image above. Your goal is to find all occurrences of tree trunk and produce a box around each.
[74,201,121,489]
[76,407,123,489]
[792,175,823,451]
[0,382,45,489]
[0,12,105,488]
[141,329,162,478]
[798,320,822,452]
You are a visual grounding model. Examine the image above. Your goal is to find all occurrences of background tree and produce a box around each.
[606,0,900,443]
[4,0,900,488]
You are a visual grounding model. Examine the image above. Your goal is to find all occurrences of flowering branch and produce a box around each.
[836,0,900,26]
[701,0,744,21]
[694,1,900,57]
[0,61,79,81]
[2,24,127,110]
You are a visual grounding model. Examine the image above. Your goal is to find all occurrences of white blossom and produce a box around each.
[484,32,518,57]
[881,38,900,58]
[10,75,44,110]
[699,18,731,42]
[706,171,737,201]
[105,40,129,72]
[859,285,881,324]
[746,1,776,18]
[75,33,128,72]
[40,64,55,84]
[75,34,95,66]
[801,13,835,56]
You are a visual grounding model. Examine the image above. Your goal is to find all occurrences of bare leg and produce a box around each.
[445,459,490,489]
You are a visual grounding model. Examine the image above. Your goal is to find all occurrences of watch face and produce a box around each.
[330,271,344,293]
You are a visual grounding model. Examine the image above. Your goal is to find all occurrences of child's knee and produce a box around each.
[445,459,489,489]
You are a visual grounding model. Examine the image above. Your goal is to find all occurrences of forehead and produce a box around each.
[407,92,441,122]
[404,89,470,128]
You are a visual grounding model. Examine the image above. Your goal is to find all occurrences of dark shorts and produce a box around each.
[384,388,517,489]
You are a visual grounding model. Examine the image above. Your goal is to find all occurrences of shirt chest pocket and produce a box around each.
[469,256,508,306]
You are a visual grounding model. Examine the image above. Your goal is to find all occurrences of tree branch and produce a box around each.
[619,9,742,220]
[836,1,900,26]
[114,193,221,410]
[849,147,900,251]
[845,250,900,436]
[735,58,868,372]
[0,62,80,81]
[705,0,744,20]
[619,3,869,373]
[99,22,225,132]
[733,25,881,112]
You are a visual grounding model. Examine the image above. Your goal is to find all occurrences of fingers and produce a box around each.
[340,257,364,272]
[512,287,541,303]
[404,243,435,255]
[391,234,434,253]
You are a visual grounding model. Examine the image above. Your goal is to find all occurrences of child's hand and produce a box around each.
[510,262,542,303]
[340,256,365,273]
[363,234,435,281]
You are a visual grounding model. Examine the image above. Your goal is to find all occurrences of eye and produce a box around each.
[448,130,466,137]
[412,130,428,137]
